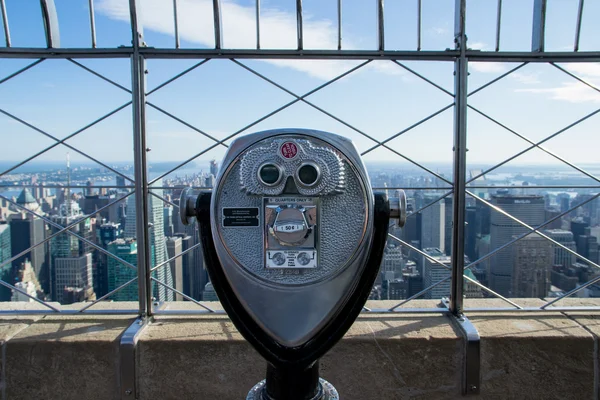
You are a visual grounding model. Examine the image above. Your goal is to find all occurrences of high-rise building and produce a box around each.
[9,189,48,295]
[175,232,206,300]
[164,206,174,237]
[54,253,94,304]
[107,238,155,301]
[49,199,93,302]
[544,229,576,267]
[420,196,445,253]
[0,223,12,301]
[124,182,173,301]
[166,237,183,301]
[95,222,123,297]
[422,248,451,299]
[489,194,545,296]
[576,227,599,265]
[512,234,552,298]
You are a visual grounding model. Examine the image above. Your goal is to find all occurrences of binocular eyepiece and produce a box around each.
[181,129,406,400]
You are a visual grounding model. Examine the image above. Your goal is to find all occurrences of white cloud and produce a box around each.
[564,63,600,78]
[468,41,487,50]
[469,62,507,73]
[511,72,540,85]
[516,82,600,104]
[96,0,404,81]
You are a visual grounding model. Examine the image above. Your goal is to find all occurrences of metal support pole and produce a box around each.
[130,0,152,318]
[120,317,149,399]
[450,0,468,317]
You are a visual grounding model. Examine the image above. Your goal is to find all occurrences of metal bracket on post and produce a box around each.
[441,298,480,395]
[120,317,149,399]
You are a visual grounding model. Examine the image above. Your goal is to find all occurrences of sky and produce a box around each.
[0,0,599,183]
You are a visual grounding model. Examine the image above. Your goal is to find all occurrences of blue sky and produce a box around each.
[0,0,599,182]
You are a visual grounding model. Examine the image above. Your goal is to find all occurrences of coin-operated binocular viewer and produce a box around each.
[181,129,406,399]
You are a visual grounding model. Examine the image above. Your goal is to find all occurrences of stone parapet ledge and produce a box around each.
[0,299,596,400]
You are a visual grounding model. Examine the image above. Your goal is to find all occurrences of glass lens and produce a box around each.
[259,164,281,185]
[298,164,319,186]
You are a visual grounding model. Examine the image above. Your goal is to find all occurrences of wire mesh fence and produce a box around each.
[0,0,598,315]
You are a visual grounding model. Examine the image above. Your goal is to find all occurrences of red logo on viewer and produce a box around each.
[280,142,298,159]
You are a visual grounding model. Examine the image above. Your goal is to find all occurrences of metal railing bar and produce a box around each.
[145,59,210,96]
[466,190,600,271]
[0,103,135,183]
[417,0,422,51]
[0,0,10,47]
[468,105,600,185]
[542,274,600,309]
[467,185,600,189]
[213,0,222,50]
[531,0,547,52]
[146,102,227,148]
[467,62,527,98]
[67,59,131,93]
[464,191,600,271]
[0,191,134,271]
[40,0,60,48]
[392,60,454,96]
[296,0,303,50]
[0,278,60,311]
[151,242,202,272]
[0,184,135,189]
[256,0,260,49]
[0,59,44,85]
[173,0,180,49]
[387,233,523,310]
[574,0,584,51]
[0,309,140,315]
[373,186,453,190]
[551,62,600,94]
[78,277,138,312]
[467,107,600,184]
[149,60,372,185]
[88,0,96,48]
[337,0,342,50]
[0,193,137,271]
[149,190,179,209]
[151,277,216,312]
[377,0,384,51]
[4,48,600,61]
[495,0,502,52]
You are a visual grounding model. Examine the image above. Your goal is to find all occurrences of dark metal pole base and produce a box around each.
[246,379,339,400]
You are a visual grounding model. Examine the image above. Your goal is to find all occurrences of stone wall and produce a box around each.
[0,299,597,400]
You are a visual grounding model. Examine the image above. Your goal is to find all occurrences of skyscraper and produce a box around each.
[0,223,12,301]
[124,182,173,301]
[420,196,445,253]
[489,194,545,296]
[49,199,94,302]
[166,237,183,301]
[512,234,552,298]
[544,229,576,267]
[106,238,154,301]
[422,248,451,299]
[9,189,48,295]
[54,253,94,304]
[96,222,123,297]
